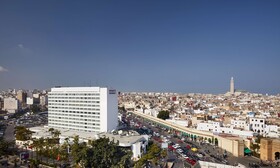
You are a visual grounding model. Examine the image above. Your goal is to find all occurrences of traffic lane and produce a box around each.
[132,117,225,164]
[134,116,262,167]
[133,116,227,163]
[134,121,196,166]
[4,123,15,142]
[130,116,223,165]
[128,118,192,167]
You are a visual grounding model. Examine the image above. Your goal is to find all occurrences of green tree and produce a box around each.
[214,138,218,145]
[157,111,170,120]
[0,138,15,156]
[15,126,33,141]
[30,105,41,113]
[135,143,162,168]
[70,136,87,165]
[70,136,132,168]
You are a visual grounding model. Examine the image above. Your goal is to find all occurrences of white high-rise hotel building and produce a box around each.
[48,87,118,133]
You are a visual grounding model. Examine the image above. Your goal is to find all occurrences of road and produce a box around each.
[4,123,15,142]
[128,113,266,168]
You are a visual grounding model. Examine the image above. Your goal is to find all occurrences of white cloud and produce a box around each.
[18,44,24,49]
[0,66,8,72]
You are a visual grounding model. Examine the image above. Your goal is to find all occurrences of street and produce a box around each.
[128,112,265,168]
[4,123,15,142]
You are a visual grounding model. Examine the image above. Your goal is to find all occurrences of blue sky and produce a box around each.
[0,0,280,94]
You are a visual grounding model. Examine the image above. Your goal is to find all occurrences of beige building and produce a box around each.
[17,90,27,104]
[3,97,20,113]
[216,134,245,157]
[260,138,280,161]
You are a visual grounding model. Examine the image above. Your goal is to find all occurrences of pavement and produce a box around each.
[4,123,15,142]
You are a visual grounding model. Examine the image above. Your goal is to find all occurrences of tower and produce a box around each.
[230,77,235,94]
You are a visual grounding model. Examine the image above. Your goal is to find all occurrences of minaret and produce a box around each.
[230,77,235,94]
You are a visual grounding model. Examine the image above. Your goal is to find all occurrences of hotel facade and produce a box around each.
[48,87,118,133]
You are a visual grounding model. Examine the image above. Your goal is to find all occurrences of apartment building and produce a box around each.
[249,118,266,135]
[3,97,20,113]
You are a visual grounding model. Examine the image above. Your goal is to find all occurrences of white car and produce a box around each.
[183,155,189,159]
[197,153,203,158]
[172,145,179,149]
[181,154,187,158]
[176,149,183,153]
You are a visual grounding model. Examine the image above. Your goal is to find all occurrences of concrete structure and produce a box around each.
[197,121,254,138]
[249,118,266,135]
[48,87,118,133]
[26,97,33,105]
[197,121,222,133]
[264,125,280,138]
[230,77,235,94]
[216,134,245,157]
[231,119,249,130]
[17,90,27,104]
[198,161,246,168]
[40,95,48,106]
[29,126,147,160]
[260,138,280,161]
[165,118,189,127]
[3,97,20,113]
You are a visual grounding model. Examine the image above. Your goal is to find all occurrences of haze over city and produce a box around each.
[1,0,280,94]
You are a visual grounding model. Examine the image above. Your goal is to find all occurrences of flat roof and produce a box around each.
[30,126,98,140]
[99,132,147,147]
[29,126,147,147]
[51,87,103,92]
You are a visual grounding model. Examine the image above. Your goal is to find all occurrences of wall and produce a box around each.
[198,161,246,168]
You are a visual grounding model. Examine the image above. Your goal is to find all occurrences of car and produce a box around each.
[196,153,203,158]
[183,155,189,159]
[172,145,179,149]
[176,149,183,153]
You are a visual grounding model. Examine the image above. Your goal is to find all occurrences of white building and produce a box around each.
[197,121,254,138]
[264,125,280,138]
[48,87,118,133]
[231,119,250,131]
[3,97,20,113]
[165,118,189,127]
[27,97,33,105]
[40,95,48,106]
[197,121,222,133]
[249,118,266,135]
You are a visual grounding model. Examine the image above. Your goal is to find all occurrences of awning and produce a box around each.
[244,148,252,154]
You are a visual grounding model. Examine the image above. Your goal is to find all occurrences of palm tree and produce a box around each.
[31,138,39,161]
[53,130,61,138]
[44,137,51,165]
[60,137,70,163]
[38,137,45,162]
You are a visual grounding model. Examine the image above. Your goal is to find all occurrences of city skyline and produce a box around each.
[1,1,280,94]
